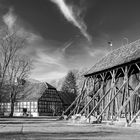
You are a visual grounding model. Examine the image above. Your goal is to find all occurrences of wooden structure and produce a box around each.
[64,39,140,126]
[0,80,63,116]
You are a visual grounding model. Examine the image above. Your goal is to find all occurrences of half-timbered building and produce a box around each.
[0,80,63,117]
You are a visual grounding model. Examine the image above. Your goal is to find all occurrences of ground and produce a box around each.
[0,117,140,140]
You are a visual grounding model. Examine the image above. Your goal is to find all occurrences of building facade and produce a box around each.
[0,81,63,117]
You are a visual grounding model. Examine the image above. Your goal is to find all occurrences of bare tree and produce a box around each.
[0,27,27,102]
[7,55,32,116]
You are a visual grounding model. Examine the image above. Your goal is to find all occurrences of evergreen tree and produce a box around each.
[61,70,77,95]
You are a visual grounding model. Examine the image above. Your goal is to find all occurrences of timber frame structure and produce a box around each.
[63,39,140,126]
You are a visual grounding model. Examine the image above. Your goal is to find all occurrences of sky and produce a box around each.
[0,0,140,81]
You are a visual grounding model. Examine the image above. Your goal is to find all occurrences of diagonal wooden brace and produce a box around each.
[96,81,128,122]
[86,86,112,119]
[67,90,88,119]
[113,82,140,121]
[129,109,140,126]
[79,84,103,115]
[62,79,88,115]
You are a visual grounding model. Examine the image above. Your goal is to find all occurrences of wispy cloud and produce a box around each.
[62,41,73,53]
[36,49,63,66]
[31,71,66,82]
[3,7,16,33]
[1,5,99,82]
[50,0,91,42]
[29,46,68,81]
[2,8,67,82]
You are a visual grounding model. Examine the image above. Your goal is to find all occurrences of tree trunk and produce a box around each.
[10,101,14,117]
[10,90,16,117]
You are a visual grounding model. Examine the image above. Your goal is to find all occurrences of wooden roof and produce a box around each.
[16,81,57,102]
[85,39,140,77]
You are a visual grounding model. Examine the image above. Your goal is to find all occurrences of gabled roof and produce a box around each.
[85,39,140,76]
[16,81,56,101]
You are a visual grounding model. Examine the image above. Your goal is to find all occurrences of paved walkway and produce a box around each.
[0,117,140,140]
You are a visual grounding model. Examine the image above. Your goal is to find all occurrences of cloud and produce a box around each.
[31,71,66,82]
[62,41,73,53]
[2,7,66,82]
[35,49,63,66]
[50,0,91,42]
[28,46,68,81]
[3,7,16,33]
[1,5,97,82]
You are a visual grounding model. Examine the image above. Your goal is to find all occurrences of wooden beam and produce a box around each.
[63,78,88,115]
[86,86,112,119]
[74,88,86,115]
[79,83,104,115]
[106,70,115,120]
[96,80,128,122]
[75,77,92,115]
[113,82,140,121]
[67,89,87,118]
[135,63,140,71]
[124,66,129,123]
[129,109,140,126]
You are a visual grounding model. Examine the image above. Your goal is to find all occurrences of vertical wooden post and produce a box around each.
[107,70,115,120]
[91,76,95,116]
[127,66,131,122]
[124,66,129,124]
[99,73,106,118]
[96,80,127,122]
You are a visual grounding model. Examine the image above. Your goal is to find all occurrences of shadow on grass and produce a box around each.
[0,131,119,139]
[0,121,58,124]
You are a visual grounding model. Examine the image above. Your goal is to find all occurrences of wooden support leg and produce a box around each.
[113,82,140,123]
[86,86,112,119]
[79,84,103,115]
[62,78,88,116]
[96,81,127,122]
[128,110,140,126]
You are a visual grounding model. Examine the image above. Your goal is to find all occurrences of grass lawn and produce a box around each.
[0,117,140,140]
